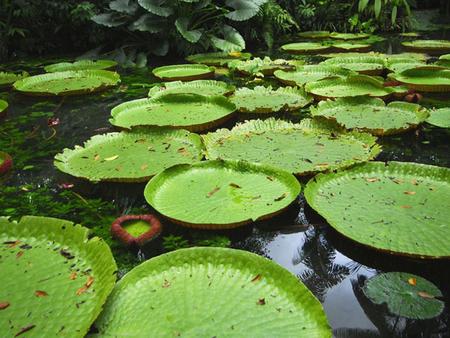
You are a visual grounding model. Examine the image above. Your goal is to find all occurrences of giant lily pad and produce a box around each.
[0,99,8,117]
[402,40,450,55]
[330,32,370,40]
[44,59,117,72]
[148,80,235,98]
[386,57,426,73]
[227,57,298,76]
[305,75,407,100]
[203,118,380,176]
[321,56,386,75]
[274,65,356,87]
[0,71,29,89]
[331,42,371,53]
[13,70,120,96]
[389,66,450,92]
[436,54,450,68]
[426,108,450,128]
[0,216,116,337]
[281,42,331,54]
[144,160,301,228]
[110,94,235,131]
[230,86,312,114]
[311,97,429,135]
[152,64,215,81]
[186,51,252,66]
[298,31,330,39]
[54,128,204,182]
[94,247,331,336]
[363,272,444,319]
[305,161,450,258]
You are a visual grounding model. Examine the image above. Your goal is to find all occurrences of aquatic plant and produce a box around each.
[152,64,215,81]
[111,214,162,247]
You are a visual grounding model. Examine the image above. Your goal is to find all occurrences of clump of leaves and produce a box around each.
[163,233,231,252]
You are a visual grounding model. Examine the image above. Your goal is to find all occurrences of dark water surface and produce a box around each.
[1,34,449,337]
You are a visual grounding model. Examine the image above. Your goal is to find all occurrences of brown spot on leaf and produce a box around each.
[257,298,266,305]
[266,176,274,181]
[15,324,36,337]
[70,272,77,280]
[401,205,412,209]
[4,240,20,248]
[274,193,287,202]
[404,191,416,195]
[162,279,170,288]
[35,290,48,297]
[86,276,94,288]
[16,251,24,259]
[408,278,417,286]
[251,274,262,282]
[76,276,94,296]
[60,249,74,259]
[94,154,100,161]
[140,164,148,171]
[229,183,241,189]
[0,302,10,310]
[418,291,435,299]
[207,186,220,198]
[366,178,379,183]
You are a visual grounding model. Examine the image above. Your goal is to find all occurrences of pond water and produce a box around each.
[1,33,449,337]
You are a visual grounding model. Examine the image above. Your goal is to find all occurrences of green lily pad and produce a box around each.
[274,65,356,87]
[321,56,386,75]
[144,159,301,228]
[227,57,299,76]
[13,70,120,96]
[203,118,380,176]
[281,42,331,54]
[311,97,429,135]
[110,94,236,131]
[0,71,29,89]
[304,161,450,258]
[402,40,450,54]
[152,64,215,81]
[400,32,421,37]
[363,272,444,319]
[230,86,312,114]
[426,108,450,128]
[385,57,426,73]
[389,66,450,92]
[320,52,381,59]
[0,216,116,337]
[44,59,117,72]
[436,54,450,68]
[305,75,407,100]
[54,128,203,182]
[0,99,8,116]
[330,32,370,40]
[186,51,252,66]
[298,31,330,39]
[148,80,235,98]
[331,42,371,52]
[94,247,331,336]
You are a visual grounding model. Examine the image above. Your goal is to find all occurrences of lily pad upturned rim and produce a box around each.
[274,65,356,86]
[305,74,407,100]
[109,94,236,132]
[44,59,118,73]
[363,272,445,320]
[402,40,450,54]
[310,96,429,135]
[0,151,13,175]
[185,51,252,66]
[320,55,386,75]
[329,32,371,40]
[94,247,331,337]
[230,85,313,114]
[152,64,215,81]
[12,70,121,96]
[144,159,301,229]
[389,66,450,92]
[0,215,117,337]
[111,214,162,247]
[202,118,381,176]
[148,80,236,98]
[305,161,450,259]
[298,30,331,39]
[227,57,297,76]
[54,127,204,182]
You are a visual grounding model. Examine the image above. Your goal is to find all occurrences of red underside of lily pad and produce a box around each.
[111,214,162,247]
[0,151,13,175]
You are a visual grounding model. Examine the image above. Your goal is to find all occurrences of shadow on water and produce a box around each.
[1,32,449,336]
